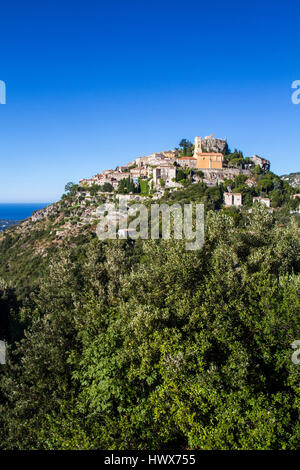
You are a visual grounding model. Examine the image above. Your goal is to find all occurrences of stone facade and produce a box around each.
[135,153,170,167]
[201,168,251,186]
[176,157,197,169]
[153,165,176,185]
[196,153,224,169]
[253,196,271,207]
[130,168,148,179]
[224,192,243,207]
[161,150,178,159]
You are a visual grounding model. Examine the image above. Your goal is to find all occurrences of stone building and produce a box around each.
[224,192,243,207]
[161,150,178,159]
[135,153,169,167]
[153,165,176,186]
[176,156,197,169]
[79,178,94,187]
[130,168,147,178]
[196,153,224,169]
[253,196,271,207]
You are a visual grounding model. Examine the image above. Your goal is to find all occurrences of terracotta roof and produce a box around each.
[179,157,196,160]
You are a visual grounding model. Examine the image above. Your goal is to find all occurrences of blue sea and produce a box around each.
[0,203,50,221]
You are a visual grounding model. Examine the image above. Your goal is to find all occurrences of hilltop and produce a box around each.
[0,179,299,451]
[0,136,299,452]
[0,135,299,295]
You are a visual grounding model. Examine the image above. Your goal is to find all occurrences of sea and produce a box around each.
[0,203,50,232]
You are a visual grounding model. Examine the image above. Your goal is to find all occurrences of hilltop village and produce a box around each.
[79,134,273,208]
[1,134,299,258]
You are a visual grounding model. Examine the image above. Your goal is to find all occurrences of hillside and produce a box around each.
[0,135,299,295]
[281,172,300,189]
[0,161,299,297]
[0,220,19,232]
[0,196,299,450]
[0,139,299,450]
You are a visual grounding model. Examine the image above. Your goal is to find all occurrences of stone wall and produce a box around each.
[201,168,251,186]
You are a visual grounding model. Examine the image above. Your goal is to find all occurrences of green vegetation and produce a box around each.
[162,182,223,210]
[222,170,298,210]
[0,206,299,450]
[0,141,299,450]
[177,138,194,157]
[175,168,192,184]
[225,149,246,168]
[64,182,78,195]
[117,177,139,194]
[281,172,300,189]
[139,178,150,195]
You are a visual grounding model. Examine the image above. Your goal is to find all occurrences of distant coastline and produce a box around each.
[0,203,49,231]
[0,219,20,231]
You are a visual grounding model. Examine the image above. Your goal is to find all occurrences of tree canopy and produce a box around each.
[0,207,299,450]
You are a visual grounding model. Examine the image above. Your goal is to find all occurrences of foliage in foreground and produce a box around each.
[0,207,299,450]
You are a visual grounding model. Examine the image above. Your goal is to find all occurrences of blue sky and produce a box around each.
[0,0,299,202]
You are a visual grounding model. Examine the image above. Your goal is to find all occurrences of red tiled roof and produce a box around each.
[179,157,196,160]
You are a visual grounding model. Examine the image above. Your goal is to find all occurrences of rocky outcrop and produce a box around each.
[201,168,251,186]
[281,172,300,189]
[31,203,60,222]
[194,135,228,154]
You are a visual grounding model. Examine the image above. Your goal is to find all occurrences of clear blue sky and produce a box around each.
[0,0,299,202]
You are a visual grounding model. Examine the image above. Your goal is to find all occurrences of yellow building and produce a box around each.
[196,152,224,169]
